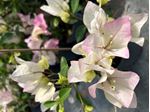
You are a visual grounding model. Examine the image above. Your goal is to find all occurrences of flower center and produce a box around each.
[108,78,116,91]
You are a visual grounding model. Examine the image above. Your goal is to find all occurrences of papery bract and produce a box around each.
[127,13,148,46]
[89,69,139,108]
[83,1,148,47]
[83,1,107,33]
[73,16,131,59]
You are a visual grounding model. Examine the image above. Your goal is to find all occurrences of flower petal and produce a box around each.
[33,14,47,30]
[25,36,43,50]
[102,16,131,58]
[110,69,140,90]
[128,13,148,46]
[104,92,122,108]
[44,38,59,49]
[0,90,13,106]
[40,0,69,17]
[128,13,148,38]
[88,72,107,98]
[35,82,55,103]
[83,1,106,33]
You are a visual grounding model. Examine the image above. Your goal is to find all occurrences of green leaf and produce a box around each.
[0,32,13,44]
[60,57,69,77]
[75,25,86,42]
[71,0,80,13]
[44,101,58,108]
[75,89,92,106]
[59,87,71,102]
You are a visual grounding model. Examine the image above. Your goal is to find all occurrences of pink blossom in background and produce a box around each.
[18,13,33,27]
[24,36,43,50]
[32,13,50,36]
[0,90,13,106]
[33,13,47,31]
[44,38,59,49]
[31,38,59,65]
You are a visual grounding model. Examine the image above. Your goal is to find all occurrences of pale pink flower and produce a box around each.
[88,69,139,108]
[83,1,148,47]
[72,16,131,59]
[83,1,107,33]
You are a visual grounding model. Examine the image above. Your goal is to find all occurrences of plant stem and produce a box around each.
[70,13,83,21]
[73,84,85,112]
[85,0,88,3]
[0,48,71,53]
[114,106,117,112]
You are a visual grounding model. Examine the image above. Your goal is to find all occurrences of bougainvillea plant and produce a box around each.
[0,0,148,112]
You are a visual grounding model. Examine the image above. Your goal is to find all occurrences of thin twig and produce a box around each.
[73,84,85,112]
[0,48,71,53]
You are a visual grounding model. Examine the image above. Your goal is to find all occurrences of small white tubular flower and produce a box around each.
[83,1,107,33]
[40,0,70,23]
[127,13,148,46]
[10,56,56,103]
